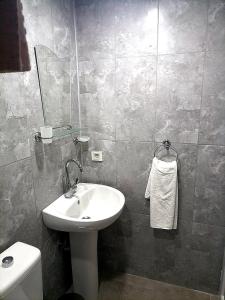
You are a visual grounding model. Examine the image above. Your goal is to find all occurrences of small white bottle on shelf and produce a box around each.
[40,126,53,144]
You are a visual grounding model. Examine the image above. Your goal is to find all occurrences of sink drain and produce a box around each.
[82,216,91,219]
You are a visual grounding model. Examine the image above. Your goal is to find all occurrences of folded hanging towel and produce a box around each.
[145,157,178,230]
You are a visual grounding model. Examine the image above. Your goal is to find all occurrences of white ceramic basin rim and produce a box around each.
[42,183,125,232]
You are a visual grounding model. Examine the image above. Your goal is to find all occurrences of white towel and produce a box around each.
[145,157,178,230]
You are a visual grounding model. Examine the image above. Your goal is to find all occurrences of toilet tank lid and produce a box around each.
[0,242,41,298]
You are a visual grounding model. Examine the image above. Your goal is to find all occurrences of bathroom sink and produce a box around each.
[42,183,125,232]
[42,183,125,300]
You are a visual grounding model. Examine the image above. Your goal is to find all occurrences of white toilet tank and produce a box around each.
[0,242,43,300]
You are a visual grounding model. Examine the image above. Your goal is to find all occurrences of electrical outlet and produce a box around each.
[91,151,103,162]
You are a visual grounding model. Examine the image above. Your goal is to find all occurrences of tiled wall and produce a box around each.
[75,0,225,293]
[0,1,78,299]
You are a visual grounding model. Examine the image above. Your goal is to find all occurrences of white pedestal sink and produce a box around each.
[42,183,125,300]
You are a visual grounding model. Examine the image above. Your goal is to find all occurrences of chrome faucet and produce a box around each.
[65,159,83,198]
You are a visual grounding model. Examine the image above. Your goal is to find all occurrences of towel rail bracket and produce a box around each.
[154,140,178,161]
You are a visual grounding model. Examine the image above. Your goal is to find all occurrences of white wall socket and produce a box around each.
[91,151,103,162]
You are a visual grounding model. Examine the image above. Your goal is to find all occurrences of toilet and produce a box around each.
[0,242,43,300]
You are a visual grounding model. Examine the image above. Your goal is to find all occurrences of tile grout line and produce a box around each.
[73,1,85,168]
[29,154,39,219]
[197,0,210,146]
[190,0,215,287]
[89,137,225,148]
[0,155,32,169]
[97,48,223,61]
[153,0,160,145]
[114,0,118,188]
[73,1,82,132]
[192,0,210,236]
[96,48,223,61]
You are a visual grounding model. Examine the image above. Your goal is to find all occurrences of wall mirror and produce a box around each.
[34,45,72,128]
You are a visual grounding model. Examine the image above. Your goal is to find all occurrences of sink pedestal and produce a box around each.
[70,231,98,300]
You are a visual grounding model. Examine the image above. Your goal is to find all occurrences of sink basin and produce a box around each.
[42,183,125,232]
[42,183,125,300]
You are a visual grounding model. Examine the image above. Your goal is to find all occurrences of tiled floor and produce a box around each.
[98,273,220,300]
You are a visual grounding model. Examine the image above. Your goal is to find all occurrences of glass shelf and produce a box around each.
[53,126,87,138]
[35,125,88,142]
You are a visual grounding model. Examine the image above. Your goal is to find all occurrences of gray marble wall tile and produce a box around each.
[191,222,225,254]
[22,0,54,49]
[38,217,72,300]
[110,220,192,288]
[0,158,39,251]
[0,91,8,125]
[207,0,225,51]
[199,94,225,146]
[76,0,115,60]
[98,238,129,273]
[0,73,24,118]
[116,141,154,214]
[0,71,43,133]
[115,0,158,57]
[0,117,30,167]
[169,247,194,289]
[194,145,225,226]
[199,51,225,145]
[31,141,64,214]
[101,209,185,279]
[191,250,222,293]
[125,220,155,278]
[101,209,151,245]
[51,0,74,58]
[100,211,155,277]
[82,139,117,186]
[151,233,177,282]
[155,110,200,144]
[79,58,115,140]
[79,58,115,95]
[100,208,133,241]
[70,55,80,128]
[61,140,77,166]
[38,57,71,127]
[125,226,191,283]
[202,51,225,97]
[158,0,208,54]
[157,53,204,111]
[191,223,225,292]
[116,56,156,101]
[116,56,156,141]
[155,53,203,144]
[173,143,198,222]
[20,70,45,132]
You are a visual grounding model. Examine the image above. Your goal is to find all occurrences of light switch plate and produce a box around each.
[91,151,103,162]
